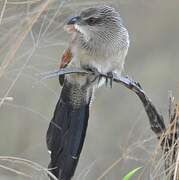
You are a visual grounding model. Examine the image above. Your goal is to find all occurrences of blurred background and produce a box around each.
[0,0,179,179]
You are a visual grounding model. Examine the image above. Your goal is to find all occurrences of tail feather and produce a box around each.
[46,81,92,180]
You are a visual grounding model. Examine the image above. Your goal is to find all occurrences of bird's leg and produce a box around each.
[82,65,102,84]
[105,72,114,88]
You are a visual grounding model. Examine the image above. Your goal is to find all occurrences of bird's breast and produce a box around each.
[75,47,126,74]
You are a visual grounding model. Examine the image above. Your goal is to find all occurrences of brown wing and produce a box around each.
[59,48,73,68]
[59,48,73,85]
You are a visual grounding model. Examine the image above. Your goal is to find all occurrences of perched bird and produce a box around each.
[46,5,129,180]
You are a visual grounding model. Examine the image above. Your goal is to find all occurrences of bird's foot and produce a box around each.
[105,72,114,88]
[82,65,102,84]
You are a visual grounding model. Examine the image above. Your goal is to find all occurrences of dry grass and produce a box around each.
[0,0,65,179]
[0,156,58,179]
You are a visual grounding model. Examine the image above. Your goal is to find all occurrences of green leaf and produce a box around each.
[122,167,142,180]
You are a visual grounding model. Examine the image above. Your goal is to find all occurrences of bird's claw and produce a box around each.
[82,65,115,88]
[82,65,101,84]
[105,72,114,88]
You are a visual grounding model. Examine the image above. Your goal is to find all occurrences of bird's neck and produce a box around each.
[77,30,128,57]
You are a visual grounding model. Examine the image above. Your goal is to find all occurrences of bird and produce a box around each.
[46,5,129,180]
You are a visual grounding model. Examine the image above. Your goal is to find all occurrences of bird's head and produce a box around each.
[64,5,129,57]
[64,5,125,42]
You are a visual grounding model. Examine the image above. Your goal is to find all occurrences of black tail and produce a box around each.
[46,80,92,180]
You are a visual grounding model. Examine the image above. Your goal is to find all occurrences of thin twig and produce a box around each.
[0,164,33,178]
[0,156,58,180]
[173,151,179,180]
[0,0,7,24]
[0,0,53,78]
[96,157,123,180]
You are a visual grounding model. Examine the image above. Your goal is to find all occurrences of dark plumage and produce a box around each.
[46,81,92,180]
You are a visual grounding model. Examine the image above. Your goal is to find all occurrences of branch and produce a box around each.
[43,67,179,178]
[39,68,88,80]
[40,67,166,138]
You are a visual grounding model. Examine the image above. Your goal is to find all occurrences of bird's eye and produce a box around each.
[85,17,98,25]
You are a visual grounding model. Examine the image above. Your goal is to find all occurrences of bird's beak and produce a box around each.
[67,16,80,25]
[64,16,81,34]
